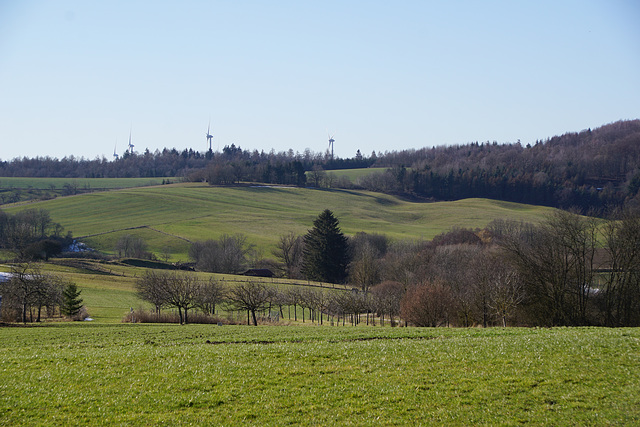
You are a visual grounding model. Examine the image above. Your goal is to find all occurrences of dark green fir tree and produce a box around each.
[61,283,83,318]
[301,209,350,284]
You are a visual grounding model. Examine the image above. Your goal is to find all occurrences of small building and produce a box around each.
[242,269,275,278]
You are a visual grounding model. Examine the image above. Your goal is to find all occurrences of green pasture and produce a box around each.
[0,324,638,425]
[0,177,167,190]
[319,167,388,182]
[2,183,556,260]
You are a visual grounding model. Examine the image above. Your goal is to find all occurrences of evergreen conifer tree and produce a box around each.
[61,283,83,318]
[302,209,350,283]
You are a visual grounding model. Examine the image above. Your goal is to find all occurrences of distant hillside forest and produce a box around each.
[2,119,639,214]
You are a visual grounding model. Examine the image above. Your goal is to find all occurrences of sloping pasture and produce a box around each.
[3,183,556,259]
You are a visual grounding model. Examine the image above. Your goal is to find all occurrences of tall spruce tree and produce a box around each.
[61,283,83,318]
[302,209,350,283]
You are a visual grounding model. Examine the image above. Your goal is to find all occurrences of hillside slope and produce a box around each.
[4,183,556,259]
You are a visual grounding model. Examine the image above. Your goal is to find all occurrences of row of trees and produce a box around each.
[135,270,403,326]
[0,264,84,323]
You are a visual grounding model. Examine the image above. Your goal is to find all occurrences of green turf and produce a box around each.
[0,324,637,425]
[3,182,556,260]
[0,177,167,190]
[317,167,388,182]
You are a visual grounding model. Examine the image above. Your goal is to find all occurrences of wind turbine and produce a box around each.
[113,141,119,160]
[328,132,335,160]
[206,121,213,151]
[127,129,134,154]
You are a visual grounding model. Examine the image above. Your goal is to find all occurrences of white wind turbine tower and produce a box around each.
[113,140,119,160]
[328,132,335,160]
[206,121,213,151]
[127,129,134,154]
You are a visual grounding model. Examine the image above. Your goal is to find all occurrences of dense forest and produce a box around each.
[1,120,639,214]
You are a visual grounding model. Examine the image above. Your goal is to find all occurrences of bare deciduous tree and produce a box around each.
[227,281,273,326]
[195,278,226,316]
[601,210,640,326]
[273,232,304,279]
[488,270,524,327]
[400,280,454,327]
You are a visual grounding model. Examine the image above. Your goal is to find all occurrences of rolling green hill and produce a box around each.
[0,176,167,190]
[4,182,557,260]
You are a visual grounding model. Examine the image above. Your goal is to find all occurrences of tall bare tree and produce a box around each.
[227,281,273,326]
[273,232,304,279]
[601,210,640,326]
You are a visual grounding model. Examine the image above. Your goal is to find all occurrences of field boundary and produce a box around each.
[77,225,192,243]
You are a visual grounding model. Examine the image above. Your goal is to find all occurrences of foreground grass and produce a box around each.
[0,325,638,425]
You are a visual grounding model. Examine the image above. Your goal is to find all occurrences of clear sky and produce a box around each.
[0,0,638,161]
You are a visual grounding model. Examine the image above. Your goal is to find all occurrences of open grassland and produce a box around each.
[0,324,638,425]
[319,167,388,182]
[0,177,167,190]
[3,183,556,260]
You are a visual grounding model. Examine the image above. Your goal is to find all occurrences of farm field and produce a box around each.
[0,177,167,190]
[0,324,638,425]
[317,167,388,182]
[2,182,556,260]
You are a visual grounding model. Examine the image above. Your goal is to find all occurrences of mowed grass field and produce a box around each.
[0,177,166,190]
[320,167,388,182]
[0,324,638,425]
[3,182,556,260]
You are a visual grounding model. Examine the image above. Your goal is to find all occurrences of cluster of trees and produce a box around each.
[268,209,640,327]
[358,120,640,214]
[188,234,255,274]
[0,209,70,261]
[0,263,85,323]
[115,234,152,259]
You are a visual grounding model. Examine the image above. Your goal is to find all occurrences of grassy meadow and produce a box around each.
[319,167,388,182]
[0,324,638,425]
[0,177,167,190]
[3,182,556,260]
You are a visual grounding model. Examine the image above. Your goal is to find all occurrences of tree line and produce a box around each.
[356,120,640,215]
[3,120,638,214]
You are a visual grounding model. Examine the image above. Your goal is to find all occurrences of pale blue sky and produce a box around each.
[1,0,638,161]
